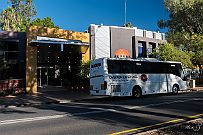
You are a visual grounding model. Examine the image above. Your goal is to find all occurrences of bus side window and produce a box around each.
[121,61,133,73]
[169,64,181,77]
[107,60,121,73]
[134,62,142,73]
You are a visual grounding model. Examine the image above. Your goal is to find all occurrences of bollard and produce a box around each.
[190,79,196,88]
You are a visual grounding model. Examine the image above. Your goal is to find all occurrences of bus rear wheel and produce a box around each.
[132,86,142,98]
[172,84,179,94]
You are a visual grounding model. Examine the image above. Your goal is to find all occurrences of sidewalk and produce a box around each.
[189,86,203,91]
[0,94,59,108]
[0,86,102,108]
[0,85,203,108]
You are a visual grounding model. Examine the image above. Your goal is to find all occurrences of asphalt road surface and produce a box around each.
[0,91,203,135]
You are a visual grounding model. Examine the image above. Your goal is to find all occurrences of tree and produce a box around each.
[159,0,203,34]
[153,43,193,68]
[30,17,60,29]
[123,22,134,28]
[0,0,36,31]
[158,0,203,66]
[189,34,203,65]
[77,60,90,86]
[0,7,21,31]
[0,1,59,31]
[9,0,36,23]
[166,31,191,49]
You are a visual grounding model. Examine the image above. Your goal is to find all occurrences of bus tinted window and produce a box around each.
[108,60,121,73]
[108,60,134,74]
[107,59,182,77]
[134,62,166,74]
[120,61,134,73]
[168,63,182,77]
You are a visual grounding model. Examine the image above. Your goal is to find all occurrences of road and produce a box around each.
[0,91,203,135]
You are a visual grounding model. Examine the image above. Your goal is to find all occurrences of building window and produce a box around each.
[153,33,156,39]
[0,41,20,80]
[148,43,156,58]
[161,34,165,40]
[138,43,143,58]
[147,45,153,55]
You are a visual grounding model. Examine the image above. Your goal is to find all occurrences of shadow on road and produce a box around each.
[31,91,203,131]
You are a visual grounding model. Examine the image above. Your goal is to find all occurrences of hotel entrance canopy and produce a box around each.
[31,36,89,53]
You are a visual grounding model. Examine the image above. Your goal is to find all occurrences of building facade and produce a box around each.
[26,26,90,93]
[0,32,26,81]
[0,26,90,94]
[89,24,166,59]
[0,24,168,94]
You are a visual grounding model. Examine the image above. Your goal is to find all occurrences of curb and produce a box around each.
[0,96,103,109]
[0,96,107,109]
[110,114,203,135]
[136,118,203,135]
[1,89,203,109]
[0,100,60,109]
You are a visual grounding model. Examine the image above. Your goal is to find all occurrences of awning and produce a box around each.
[31,36,89,53]
[31,36,89,46]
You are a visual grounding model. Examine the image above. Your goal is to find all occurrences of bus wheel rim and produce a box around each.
[173,86,178,93]
[134,90,140,97]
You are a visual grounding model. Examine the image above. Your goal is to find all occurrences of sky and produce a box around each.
[0,0,169,33]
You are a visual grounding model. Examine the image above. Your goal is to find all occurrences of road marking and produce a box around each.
[0,114,66,125]
[72,102,132,108]
[65,98,203,117]
[188,113,203,118]
[72,98,202,110]
[129,98,202,109]
[72,110,106,116]
[109,113,203,135]
[71,108,121,116]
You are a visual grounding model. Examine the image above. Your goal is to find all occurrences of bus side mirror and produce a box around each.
[182,76,187,81]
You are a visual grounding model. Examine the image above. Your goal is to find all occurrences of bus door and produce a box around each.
[140,62,161,94]
[159,74,168,93]
[144,74,160,94]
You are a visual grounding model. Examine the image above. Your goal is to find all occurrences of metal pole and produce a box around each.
[39,68,41,87]
[47,67,48,86]
[125,0,127,25]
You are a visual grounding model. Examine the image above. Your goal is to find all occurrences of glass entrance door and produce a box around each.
[37,66,62,87]
[37,67,48,87]
[48,66,62,86]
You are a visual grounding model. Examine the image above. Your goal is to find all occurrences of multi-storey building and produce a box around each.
[89,24,166,59]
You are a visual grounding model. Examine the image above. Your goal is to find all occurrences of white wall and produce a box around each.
[92,25,110,59]
[135,29,144,37]
[156,32,162,40]
[146,31,153,38]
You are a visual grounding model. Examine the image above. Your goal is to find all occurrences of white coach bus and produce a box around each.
[90,57,189,97]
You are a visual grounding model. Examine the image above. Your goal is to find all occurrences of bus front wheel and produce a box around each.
[132,86,142,98]
[172,84,179,94]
